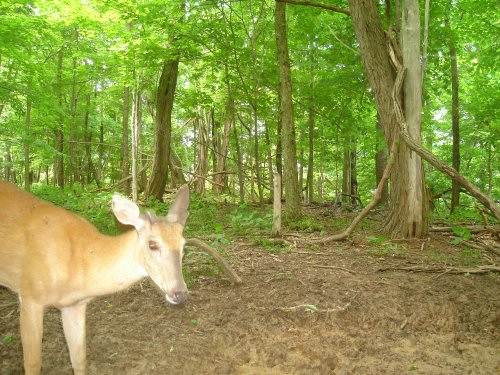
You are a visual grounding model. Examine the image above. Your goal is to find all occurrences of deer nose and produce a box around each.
[166,290,188,305]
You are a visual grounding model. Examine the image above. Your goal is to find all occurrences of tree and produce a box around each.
[348,0,428,238]
[275,1,301,220]
[146,57,180,201]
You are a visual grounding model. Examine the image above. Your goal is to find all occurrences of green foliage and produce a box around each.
[369,243,406,259]
[286,216,324,233]
[228,204,273,236]
[451,226,472,244]
[2,335,15,345]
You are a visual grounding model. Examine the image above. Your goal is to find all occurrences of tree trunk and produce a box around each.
[275,2,301,219]
[349,0,428,238]
[121,85,131,195]
[265,122,275,202]
[194,112,209,194]
[68,56,78,185]
[146,57,179,201]
[386,0,428,237]
[307,102,314,204]
[54,48,64,188]
[24,98,31,192]
[169,150,187,187]
[233,120,245,203]
[447,18,460,212]
[375,115,388,205]
[131,90,141,201]
[214,97,234,195]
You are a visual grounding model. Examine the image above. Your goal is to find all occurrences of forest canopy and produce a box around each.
[0,0,498,232]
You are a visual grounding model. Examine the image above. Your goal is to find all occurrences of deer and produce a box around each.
[0,180,190,375]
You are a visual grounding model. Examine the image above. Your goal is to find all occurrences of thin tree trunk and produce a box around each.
[54,48,64,188]
[69,56,78,185]
[264,122,275,202]
[307,102,314,204]
[233,120,245,203]
[215,97,234,194]
[131,90,141,201]
[24,98,31,192]
[447,18,460,212]
[275,1,301,219]
[121,85,131,195]
[146,57,179,201]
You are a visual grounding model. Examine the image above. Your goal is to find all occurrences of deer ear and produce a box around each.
[166,185,190,226]
[112,194,146,231]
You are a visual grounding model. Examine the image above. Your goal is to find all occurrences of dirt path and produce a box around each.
[1,234,499,374]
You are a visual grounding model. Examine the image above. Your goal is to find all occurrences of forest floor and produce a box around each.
[1,206,499,375]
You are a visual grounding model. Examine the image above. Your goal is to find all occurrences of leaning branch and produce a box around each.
[185,238,242,285]
[387,35,500,221]
[276,0,350,16]
[309,139,397,244]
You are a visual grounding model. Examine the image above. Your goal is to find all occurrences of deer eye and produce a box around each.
[148,241,160,251]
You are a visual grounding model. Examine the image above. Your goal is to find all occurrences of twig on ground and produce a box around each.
[377,264,500,275]
[307,263,357,274]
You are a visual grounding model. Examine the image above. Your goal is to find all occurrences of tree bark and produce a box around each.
[348,0,428,238]
[395,0,428,236]
[146,57,179,201]
[121,85,131,195]
[24,98,31,192]
[447,17,460,212]
[131,90,141,201]
[375,115,388,205]
[275,1,301,219]
[54,48,64,188]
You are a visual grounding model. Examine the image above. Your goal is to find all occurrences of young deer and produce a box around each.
[0,180,190,375]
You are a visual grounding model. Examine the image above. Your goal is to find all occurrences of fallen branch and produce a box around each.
[185,238,242,285]
[429,225,489,233]
[307,263,357,274]
[377,264,500,275]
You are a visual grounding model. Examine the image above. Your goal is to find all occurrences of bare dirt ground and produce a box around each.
[1,217,499,374]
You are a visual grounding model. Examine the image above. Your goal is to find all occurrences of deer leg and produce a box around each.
[20,297,44,375]
[61,303,87,375]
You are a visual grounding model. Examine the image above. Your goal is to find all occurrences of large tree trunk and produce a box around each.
[375,115,388,205]
[146,57,179,201]
[349,0,428,238]
[275,2,301,219]
[386,0,428,237]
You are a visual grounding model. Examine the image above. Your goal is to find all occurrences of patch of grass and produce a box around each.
[459,247,480,266]
[424,249,448,263]
[275,271,293,280]
[370,243,406,259]
[286,216,323,232]
[2,335,15,345]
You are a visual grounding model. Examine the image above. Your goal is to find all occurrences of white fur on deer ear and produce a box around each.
[167,185,190,226]
[111,194,146,231]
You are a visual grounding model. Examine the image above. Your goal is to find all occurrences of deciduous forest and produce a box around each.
[1,0,499,374]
